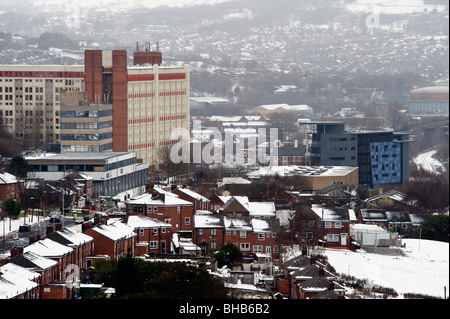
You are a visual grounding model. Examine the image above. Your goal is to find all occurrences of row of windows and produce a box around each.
[60,109,113,118]
[61,121,113,130]
[324,221,343,228]
[60,132,113,141]
[61,143,113,153]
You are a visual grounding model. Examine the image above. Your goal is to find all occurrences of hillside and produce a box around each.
[284,238,449,298]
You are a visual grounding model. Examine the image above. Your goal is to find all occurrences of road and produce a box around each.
[0,217,75,254]
[413,149,445,173]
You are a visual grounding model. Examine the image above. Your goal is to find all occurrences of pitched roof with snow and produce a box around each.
[24,238,73,258]
[360,209,387,222]
[0,263,40,299]
[126,215,172,229]
[221,196,276,217]
[194,213,224,228]
[48,227,94,247]
[10,251,58,271]
[173,187,209,201]
[311,204,357,222]
[0,171,18,184]
[90,221,137,241]
[127,193,192,206]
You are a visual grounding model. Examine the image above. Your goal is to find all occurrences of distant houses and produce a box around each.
[0,163,428,299]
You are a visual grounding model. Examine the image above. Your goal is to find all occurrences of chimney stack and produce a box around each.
[319,265,325,277]
[328,280,335,291]
[301,246,307,256]
[10,246,24,258]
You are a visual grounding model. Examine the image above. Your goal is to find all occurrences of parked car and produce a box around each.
[74,216,84,224]
[49,217,61,223]
[19,224,31,232]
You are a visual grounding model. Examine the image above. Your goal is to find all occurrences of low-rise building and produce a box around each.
[126,191,194,233]
[84,221,137,260]
[125,215,173,255]
[0,169,21,201]
[25,151,148,198]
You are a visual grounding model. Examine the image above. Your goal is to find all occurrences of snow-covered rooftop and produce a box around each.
[24,238,73,258]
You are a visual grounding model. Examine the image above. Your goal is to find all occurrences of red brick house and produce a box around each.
[193,211,280,259]
[193,211,225,255]
[172,187,210,211]
[23,238,74,282]
[126,192,194,233]
[220,196,277,219]
[224,216,280,259]
[9,251,59,299]
[310,204,357,249]
[207,193,229,212]
[125,215,173,255]
[46,227,95,271]
[0,259,41,299]
[0,169,21,201]
[84,221,137,260]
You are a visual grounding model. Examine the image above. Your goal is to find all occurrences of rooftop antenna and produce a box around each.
[145,42,151,52]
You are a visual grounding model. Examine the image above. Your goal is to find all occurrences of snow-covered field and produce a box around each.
[285,239,449,298]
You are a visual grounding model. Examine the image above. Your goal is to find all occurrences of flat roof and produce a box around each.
[25,152,132,161]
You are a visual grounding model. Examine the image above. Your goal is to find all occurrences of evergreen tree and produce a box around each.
[215,243,243,268]
[421,215,449,243]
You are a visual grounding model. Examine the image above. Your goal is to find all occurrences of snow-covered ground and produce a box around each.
[285,239,449,298]
[413,150,447,174]
[3,216,448,298]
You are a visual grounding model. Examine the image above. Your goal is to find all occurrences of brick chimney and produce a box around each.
[10,246,24,258]
[318,266,325,277]
[28,234,41,245]
[328,280,335,291]
[301,246,307,256]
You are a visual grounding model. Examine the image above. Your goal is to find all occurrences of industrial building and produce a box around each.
[0,49,190,167]
[301,121,412,187]
[407,85,449,115]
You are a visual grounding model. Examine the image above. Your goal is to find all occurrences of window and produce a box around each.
[253,245,263,253]
[177,206,181,214]
[240,231,246,238]
[211,242,217,250]
[152,228,158,236]
[153,206,158,214]
[139,229,145,236]
[240,243,250,251]
[199,229,203,236]
[335,222,342,228]
[327,234,340,242]
[185,217,190,225]
[258,233,265,241]
[211,228,216,236]
[150,241,158,249]
[325,222,332,228]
